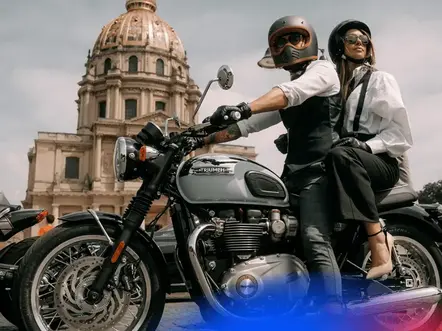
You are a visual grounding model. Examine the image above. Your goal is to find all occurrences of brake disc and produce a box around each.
[54,256,131,330]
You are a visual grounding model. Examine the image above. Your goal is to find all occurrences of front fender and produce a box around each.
[59,211,171,293]
[380,204,442,236]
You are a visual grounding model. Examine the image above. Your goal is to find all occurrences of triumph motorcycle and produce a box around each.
[15,65,442,331]
[0,204,45,326]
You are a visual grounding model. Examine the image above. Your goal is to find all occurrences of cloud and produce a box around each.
[372,16,442,188]
[0,68,79,203]
[1,0,442,205]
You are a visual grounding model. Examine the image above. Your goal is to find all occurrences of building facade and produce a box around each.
[21,0,256,238]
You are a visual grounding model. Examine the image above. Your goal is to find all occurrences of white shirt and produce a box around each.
[237,60,340,137]
[342,65,413,158]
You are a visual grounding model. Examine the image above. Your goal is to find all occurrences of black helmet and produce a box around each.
[257,48,276,69]
[268,16,318,69]
[328,19,372,64]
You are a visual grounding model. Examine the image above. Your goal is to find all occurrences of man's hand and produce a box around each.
[210,102,252,126]
[274,133,288,154]
[332,137,372,153]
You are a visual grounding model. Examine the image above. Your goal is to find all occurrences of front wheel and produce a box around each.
[17,223,166,331]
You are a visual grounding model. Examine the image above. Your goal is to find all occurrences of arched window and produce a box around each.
[155,101,166,112]
[128,56,138,72]
[125,99,137,119]
[156,59,164,76]
[178,66,182,77]
[65,157,80,179]
[104,58,112,75]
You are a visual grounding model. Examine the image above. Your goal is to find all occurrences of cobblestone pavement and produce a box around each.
[2,294,442,331]
[0,294,214,331]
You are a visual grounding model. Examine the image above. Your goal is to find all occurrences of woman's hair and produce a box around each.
[337,29,376,101]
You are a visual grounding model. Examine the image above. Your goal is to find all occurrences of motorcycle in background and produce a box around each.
[0,204,47,326]
[14,66,442,331]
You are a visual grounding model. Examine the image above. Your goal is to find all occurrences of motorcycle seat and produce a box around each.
[375,183,418,212]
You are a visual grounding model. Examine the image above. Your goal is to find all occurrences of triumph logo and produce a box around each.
[190,166,233,175]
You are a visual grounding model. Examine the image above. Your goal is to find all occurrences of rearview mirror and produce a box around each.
[217,65,234,90]
[192,65,235,123]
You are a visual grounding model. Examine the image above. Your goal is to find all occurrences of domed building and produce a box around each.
[21,0,256,238]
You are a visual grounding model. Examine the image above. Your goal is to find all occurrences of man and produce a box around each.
[38,214,55,236]
[191,15,344,314]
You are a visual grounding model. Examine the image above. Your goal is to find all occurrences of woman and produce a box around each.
[326,20,413,279]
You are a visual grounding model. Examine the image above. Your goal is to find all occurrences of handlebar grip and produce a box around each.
[223,111,242,122]
[230,111,242,121]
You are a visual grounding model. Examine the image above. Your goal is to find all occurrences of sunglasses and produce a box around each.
[343,34,369,45]
[271,32,306,52]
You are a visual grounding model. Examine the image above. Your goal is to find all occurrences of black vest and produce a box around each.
[279,94,341,173]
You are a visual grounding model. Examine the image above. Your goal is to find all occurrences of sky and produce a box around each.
[0,0,441,204]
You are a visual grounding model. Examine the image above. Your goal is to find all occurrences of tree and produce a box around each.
[417,180,442,203]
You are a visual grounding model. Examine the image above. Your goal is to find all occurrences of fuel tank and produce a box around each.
[176,154,290,207]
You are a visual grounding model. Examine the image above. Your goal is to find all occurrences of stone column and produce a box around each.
[53,145,62,192]
[52,204,60,226]
[84,90,90,126]
[148,89,154,113]
[94,136,102,189]
[140,88,147,115]
[114,86,120,120]
[173,92,180,117]
[181,93,185,122]
[106,88,112,118]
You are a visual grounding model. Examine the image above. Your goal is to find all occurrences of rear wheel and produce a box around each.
[357,224,442,331]
[0,237,38,327]
[17,223,166,331]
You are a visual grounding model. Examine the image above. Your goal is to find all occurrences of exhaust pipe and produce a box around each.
[347,286,442,316]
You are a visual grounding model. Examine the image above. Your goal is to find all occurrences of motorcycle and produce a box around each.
[15,65,442,331]
[0,204,47,326]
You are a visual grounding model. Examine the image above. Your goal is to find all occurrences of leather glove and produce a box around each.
[332,137,372,153]
[210,102,252,126]
[274,133,288,154]
[183,137,205,156]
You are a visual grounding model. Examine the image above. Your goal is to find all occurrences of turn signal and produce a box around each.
[139,145,146,161]
[36,210,49,222]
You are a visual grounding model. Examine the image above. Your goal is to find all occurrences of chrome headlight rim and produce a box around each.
[113,137,128,182]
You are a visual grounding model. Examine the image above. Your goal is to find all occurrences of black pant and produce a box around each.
[324,146,400,223]
[284,166,342,305]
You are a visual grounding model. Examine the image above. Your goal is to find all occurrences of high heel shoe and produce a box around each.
[366,227,395,280]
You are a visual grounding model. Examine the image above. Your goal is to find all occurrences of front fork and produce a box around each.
[87,147,178,302]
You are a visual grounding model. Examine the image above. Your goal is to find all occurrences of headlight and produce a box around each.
[113,137,159,182]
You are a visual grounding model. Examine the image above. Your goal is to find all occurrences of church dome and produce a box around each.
[92,0,185,59]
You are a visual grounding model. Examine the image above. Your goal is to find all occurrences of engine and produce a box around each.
[210,209,299,256]
[200,208,310,314]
